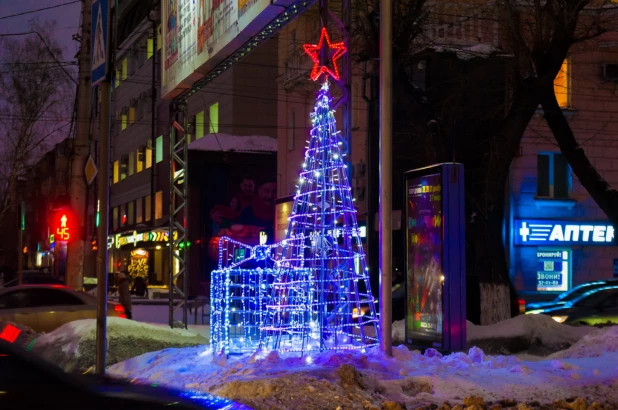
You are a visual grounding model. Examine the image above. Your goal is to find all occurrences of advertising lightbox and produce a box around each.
[162,0,283,99]
[404,164,466,352]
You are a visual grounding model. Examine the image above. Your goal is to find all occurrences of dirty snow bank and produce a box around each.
[32,317,207,372]
[109,341,618,410]
[550,325,618,359]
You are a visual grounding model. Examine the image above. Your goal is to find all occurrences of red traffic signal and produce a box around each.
[52,209,74,242]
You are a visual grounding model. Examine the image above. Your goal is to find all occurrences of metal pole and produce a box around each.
[379,0,393,356]
[18,202,23,285]
[95,81,111,374]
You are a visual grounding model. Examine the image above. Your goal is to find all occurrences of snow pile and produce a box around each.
[109,339,618,410]
[550,326,618,359]
[31,318,207,373]
[466,315,598,354]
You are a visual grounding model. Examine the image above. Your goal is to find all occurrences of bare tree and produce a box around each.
[353,0,618,324]
[0,21,74,222]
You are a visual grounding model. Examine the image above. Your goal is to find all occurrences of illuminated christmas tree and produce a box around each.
[261,29,380,352]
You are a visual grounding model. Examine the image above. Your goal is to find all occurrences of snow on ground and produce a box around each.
[109,332,618,410]
[32,318,207,372]
[550,325,618,359]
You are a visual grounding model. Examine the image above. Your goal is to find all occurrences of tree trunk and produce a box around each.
[539,86,618,232]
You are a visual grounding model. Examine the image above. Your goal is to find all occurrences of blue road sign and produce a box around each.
[91,0,109,86]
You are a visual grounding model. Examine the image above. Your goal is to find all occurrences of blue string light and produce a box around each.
[210,81,380,355]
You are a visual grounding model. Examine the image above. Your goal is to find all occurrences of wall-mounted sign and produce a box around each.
[109,230,178,249]
[515,219,615,246]
[536,249,570,292]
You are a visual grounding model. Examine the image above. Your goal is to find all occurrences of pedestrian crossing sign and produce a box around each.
[91,0,109,86]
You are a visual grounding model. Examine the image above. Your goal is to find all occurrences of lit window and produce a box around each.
[121,59,128,81]
[129,107,135,125]
[196,111,205,139]
[120,203,127,226]
[554,59,570,108]
[155,191,163,220]
[146,141,153,169]
[128,201,134,225]
[209,103,219,134]
[157,25,162,51]
[147,38,154,59]
[128,152,135,176]
[120,155,128,180]
[136,198,143,224]
[537,153,570,199]
[115,70,120,88]
[156,136,163,163]
[137,146,144,173]
[113,161,119,184]
[145,195,152,222]
[121,114,127,131]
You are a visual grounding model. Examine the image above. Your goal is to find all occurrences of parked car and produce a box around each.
[540,286,618,325]
[0,285,126,333]
[2,270,65,288]
[525,278,618,314]
[0,339,250,409]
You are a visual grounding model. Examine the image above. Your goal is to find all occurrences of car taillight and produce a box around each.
[114,304,127,319]
[518,299,526,314]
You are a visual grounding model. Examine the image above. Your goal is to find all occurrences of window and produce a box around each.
[145,195,152,222]
[128,201,134,225]
[137,146,144,173]
[129,106,135,125]
[121,58,128,81]
[121,114,127,131]
[287,109,295,151]
[155,191,163,220]
[209,103,219,134]
[156,136,163,163]
[554,59,570,108]
[113,161,119,184]
[120,203,127,226]
[196,111,205,139]
[147,37,154,59]
[136,197,143,224]
[120,154,128,180]
[128,152,135,176]
[157,25,162,51]
[113,207,118,230]
[537,153,569,198]
[115,70,120,88]
[146,141,153,168]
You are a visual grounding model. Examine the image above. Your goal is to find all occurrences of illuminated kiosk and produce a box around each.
[210,29,379,355]
[403,164,466,352]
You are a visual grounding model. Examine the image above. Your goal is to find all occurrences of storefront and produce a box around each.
[108,229,178,294]
[510,218,616,300]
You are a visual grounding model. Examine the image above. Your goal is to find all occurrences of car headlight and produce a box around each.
[551,316,568,323]
[525,309,544,315]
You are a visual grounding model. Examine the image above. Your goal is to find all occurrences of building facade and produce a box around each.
[107,0,278,297]
[507,32,618,301]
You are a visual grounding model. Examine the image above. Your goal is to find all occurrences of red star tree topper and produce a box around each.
[303,27,347,81]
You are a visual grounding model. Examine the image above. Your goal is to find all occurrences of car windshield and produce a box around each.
[573,288,617,307]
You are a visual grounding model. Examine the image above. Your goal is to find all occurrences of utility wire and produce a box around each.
[0,0,81,21]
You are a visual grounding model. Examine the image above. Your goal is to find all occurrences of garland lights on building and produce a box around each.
[210,28,379,355]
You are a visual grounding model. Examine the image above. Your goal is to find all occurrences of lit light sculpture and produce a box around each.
[210,28,379,355]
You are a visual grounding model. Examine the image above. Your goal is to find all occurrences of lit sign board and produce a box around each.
[110,230,179,249]
[515,219,615,246]
[161,0,276,98]
[536,250,570,292]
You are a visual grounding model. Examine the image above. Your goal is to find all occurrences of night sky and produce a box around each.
[0,0,82,61]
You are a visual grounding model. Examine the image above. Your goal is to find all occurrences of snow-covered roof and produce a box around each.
[188,133,277,153]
